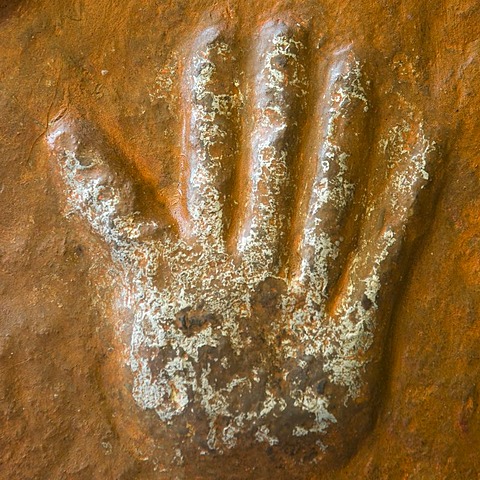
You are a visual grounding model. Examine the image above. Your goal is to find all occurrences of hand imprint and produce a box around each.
[47,19,439,461]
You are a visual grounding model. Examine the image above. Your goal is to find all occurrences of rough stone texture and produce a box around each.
[0,0,479,479]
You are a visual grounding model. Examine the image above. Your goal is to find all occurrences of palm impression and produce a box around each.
[47,19,439,459]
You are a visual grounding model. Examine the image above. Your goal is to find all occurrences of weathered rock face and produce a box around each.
[0,1,479,478]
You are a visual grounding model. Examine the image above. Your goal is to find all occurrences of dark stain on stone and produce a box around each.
[175,303,217,336]
[317,378,327,395]
[361,294,373,310]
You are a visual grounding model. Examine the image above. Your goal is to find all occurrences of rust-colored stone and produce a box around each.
[0,1,479,479]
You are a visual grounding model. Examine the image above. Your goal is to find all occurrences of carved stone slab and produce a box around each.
[0,1,478,478]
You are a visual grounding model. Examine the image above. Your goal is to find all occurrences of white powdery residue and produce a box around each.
[131,356,197,421]
[264,33,306,94]
[188,40,242,247]
[287,58,370,369]
[238,145,289,277]
[336,59,369,112]
[198,366,231,418]
[363,229,396,305]
[176,325,219,361]
[320,229,396,398]
[199,368,251,451]
[280,291,325,362]
[380,121,434,214]
[292,387,337,434]
[238,32,307,276]
[255,425,279,446]
[113,215,150,240]
[189,159,224,246]
[172,448,184,466]
[222,423,239,449]
[298,57,367,301]
[259,388,287,418]
[292,426,309,437]
[299,230,337,304]
[58,150,140,250]
[149,53,178,102]
[207,420,218,451]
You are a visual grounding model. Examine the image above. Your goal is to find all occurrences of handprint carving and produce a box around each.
[47,18,440,466]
